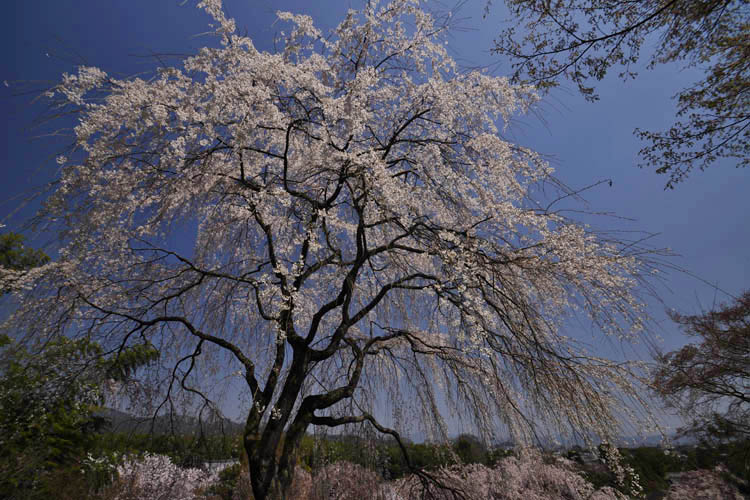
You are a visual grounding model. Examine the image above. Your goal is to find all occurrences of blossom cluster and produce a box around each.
[393,449,626,500]
[664,466,745,500]
[104,452,745,500]
[598,442,643,497]
[113,453,216,500]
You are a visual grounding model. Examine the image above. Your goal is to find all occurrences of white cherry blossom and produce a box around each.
[2,1,664,498]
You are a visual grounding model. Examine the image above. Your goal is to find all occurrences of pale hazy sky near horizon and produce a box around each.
[2,0,748,436]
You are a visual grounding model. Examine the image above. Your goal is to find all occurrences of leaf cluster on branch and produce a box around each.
[653,291,750,441]
[488,0,749,187]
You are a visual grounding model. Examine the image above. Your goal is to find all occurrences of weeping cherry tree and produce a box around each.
[1,0,663,498]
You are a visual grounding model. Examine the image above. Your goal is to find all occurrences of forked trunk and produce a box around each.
[245,364,311,499]
[244,343,313,499]
[245,439,287,499]
[246,427,304,500]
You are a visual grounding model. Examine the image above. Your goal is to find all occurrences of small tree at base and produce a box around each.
[3,1,664,498]
[0,331,158,499]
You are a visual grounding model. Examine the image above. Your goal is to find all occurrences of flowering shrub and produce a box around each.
[111,453,216,500]
[394,450,626,500]
[310,461,400,500]
[664,466,745,500]
[80,452,121,493]
[91,452,747,500]
[598,442,643,497]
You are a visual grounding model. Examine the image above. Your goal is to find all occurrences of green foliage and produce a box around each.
[103,342,160,382]
[92,430,240,468]
[296,433,502,480]
[0,232,50,295]
[490,0,749,187]
[681,439,750,492]
[580,466,613,492]
[486,446,514,466]
[205,463,242,500]
[621,447,682,495]
[298,434,378,472]
[654,291,750,442]
[383,441,455,478]
[572,442,748,498]
[0,334,159,499]
[0,232,49,272]
[0,337,104,499]
[454,433,489,465]
[79,451,121,494]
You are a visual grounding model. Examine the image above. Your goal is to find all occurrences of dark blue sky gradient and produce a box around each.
[3,0,748,430]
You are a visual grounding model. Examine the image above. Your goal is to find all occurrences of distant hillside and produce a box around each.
[95,409,682,451]
[97,407,244,436]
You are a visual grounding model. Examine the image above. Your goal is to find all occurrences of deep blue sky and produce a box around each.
[3,0,748,430]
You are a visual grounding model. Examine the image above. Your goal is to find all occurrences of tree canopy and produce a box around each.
[488,0,749,188]
[653,291,750,441]
[2,0,665,498]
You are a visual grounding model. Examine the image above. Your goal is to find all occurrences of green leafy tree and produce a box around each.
[0,232,50,294]
[0,232,49,271]
[653,291,750,441]
[1,227,159,500]
[0,335,160,499]
[0,336,101,498]
[488,0,749,188]
[453,433,489,465]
